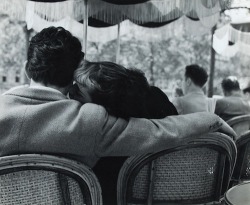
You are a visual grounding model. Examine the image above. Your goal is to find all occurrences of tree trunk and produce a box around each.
[22,24,31,84]
[149,42,155,85]
[208,25,216,97]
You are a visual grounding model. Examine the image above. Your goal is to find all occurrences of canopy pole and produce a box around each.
[208,25,217,97]
[116,22,121,63]
[22,24,31,84]
[83,0,88,58]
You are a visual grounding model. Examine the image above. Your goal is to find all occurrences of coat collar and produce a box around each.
[3,85,68,101]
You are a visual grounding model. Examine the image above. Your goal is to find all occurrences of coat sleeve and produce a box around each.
[93,105,223,157]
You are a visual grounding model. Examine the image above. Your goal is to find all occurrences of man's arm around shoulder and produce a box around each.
[91,106,236,157]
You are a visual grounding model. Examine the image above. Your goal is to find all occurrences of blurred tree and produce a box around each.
[0,14,249,96]
[87,33,211,90]
[0,15,26,75]
[86,26,249,96]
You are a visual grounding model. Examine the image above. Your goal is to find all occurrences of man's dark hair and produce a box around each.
[243,82,250,94]
[185,64,208,87]
[26,27,83,87]
[221,76,240,92]
[243,87,250,94]
[74,61,150,118]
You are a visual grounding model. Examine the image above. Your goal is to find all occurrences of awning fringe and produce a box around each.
[0,0,231,28]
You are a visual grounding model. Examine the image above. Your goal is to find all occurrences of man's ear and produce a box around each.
[24,61,31,80]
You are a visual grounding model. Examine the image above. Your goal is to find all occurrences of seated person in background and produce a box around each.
[243,81,250,106]
[172,64,216,114]
[174,87,184,97]
[72,60,178,118]
[70,60,178,204]
[215,76,250,121]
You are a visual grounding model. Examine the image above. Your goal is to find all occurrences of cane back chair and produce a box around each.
[226,114,250,138]
[232,130,250,185]
[0,154,102,205]
[117,133,236,205]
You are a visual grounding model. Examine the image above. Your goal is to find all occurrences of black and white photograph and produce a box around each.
[0,0,249,204]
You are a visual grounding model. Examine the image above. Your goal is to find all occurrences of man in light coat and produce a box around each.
[215,76,250,121]
[173,64,216,114]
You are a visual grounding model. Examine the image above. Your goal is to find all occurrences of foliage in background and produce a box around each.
[87,32,249,95]
[0,15,26,75]
[0,14,249,96]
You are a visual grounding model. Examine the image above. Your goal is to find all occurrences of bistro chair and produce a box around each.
[0,154,102,205]
[226,114,250,138]
[117,133,236,205]
[231,130,250,185]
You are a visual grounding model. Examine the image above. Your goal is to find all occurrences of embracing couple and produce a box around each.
[0,27,236,204]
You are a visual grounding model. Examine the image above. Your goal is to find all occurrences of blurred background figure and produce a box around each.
[174,87,184,97]
[172,64,216,114]
[215,76,250,121]
[243,81,250,106]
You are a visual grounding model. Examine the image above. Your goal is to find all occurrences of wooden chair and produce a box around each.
[231,130,250,185]
[0,154,102,205]
[117,133,236,205]
[226,114,250,138]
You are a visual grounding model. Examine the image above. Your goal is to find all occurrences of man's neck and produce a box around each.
[29,79,68,95]
[185,86,203,95]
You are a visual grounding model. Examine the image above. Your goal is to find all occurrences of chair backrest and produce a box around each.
[207,98,217,113]
[0,154,102,205]
[232,130,250,185]
[117,133,236,205]
[226,114,250,138]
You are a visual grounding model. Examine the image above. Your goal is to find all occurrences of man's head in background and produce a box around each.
[221,76,241,97]
[182,64,208,95]
[243,81,250,100]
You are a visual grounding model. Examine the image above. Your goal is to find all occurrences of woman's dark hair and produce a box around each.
[26,26,83,87]
[185,64,208,87]
[75,61,150,118]
[74,61,178,119]
[145,86,178,118]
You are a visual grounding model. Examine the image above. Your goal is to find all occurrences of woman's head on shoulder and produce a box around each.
[74,60,150,118]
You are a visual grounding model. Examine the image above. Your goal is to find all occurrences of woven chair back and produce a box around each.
[232,130,250,185]
[226,114,250,138]
[117,133,236,205]
[0,154,102,205]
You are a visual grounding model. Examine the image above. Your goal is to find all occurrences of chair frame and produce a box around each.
[117,133,236,205]
[232,130,250,185]
[226,115,250,127]
[226,114,250,138]
[0,154,103,205]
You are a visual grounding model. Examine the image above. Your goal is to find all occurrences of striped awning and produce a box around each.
[0,0,231,27]
[213,8,250,57]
